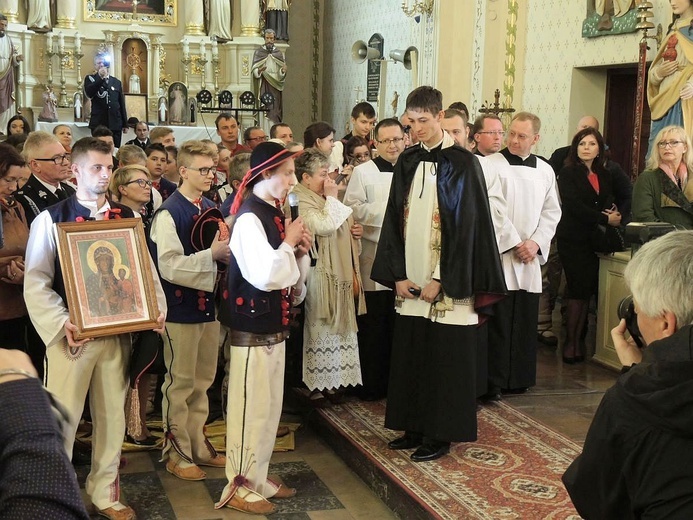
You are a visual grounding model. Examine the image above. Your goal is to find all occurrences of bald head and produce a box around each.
[577,116,599,132]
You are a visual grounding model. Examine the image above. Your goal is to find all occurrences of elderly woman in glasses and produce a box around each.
[633,125,693,229]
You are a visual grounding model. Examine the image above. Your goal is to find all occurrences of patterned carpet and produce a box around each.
[317,399,582,520]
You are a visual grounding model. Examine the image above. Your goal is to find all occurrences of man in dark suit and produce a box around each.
[84,53,127,147]
[14,131,75,226]
[125,120,151,150]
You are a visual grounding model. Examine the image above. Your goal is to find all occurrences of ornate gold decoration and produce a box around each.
[241,25,261,37]
[84,0,177,26]
[55,16,76,29]
[60,51,75,70]
[401,0,434,17]
[191,55,204,75]
[242,55,249,77]
[185,23,205,36]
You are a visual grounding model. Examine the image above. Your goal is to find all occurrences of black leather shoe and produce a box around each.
[388,432,423,450]
[480,391,502,402]
[411,441,450,462]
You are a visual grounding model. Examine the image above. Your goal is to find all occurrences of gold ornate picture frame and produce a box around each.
[84,0,177,26]
[56,218,160,339]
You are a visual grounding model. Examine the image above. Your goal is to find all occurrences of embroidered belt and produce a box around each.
[229,329,289,346]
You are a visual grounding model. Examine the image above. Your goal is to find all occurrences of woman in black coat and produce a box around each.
[556,127,621,363]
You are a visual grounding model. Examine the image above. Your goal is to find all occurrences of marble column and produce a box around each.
[240,0,261,37]
[0,0,19,23]
[185,2,204,36]
[55,0,77,29]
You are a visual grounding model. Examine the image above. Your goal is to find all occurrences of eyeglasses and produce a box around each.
[186,166,217,176]
[477,131,505,136]
[376,138,404,145]
[353,153,371,160]
[247,135,269,142]
[657,140,684,148]
[35,154,71,165]
[123,178,153,188]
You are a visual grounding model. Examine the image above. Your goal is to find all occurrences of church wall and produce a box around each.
[282,0,322,139]
[521,0,672,157]
[322,1,422,137]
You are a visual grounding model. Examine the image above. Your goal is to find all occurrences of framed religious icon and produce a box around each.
[55,218,160,340]
[125,94,148,125]
[84,0,177,26]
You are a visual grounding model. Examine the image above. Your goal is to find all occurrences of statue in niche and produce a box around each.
[74,91,83,121]
[158,96,167,124]
[204,0,233,42]
[263,0,291,41]
[252,29,286,123]
[129,70,141,94]
[26,0,54,33]
[38,84,58,122]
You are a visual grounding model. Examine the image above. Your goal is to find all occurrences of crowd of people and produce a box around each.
[2,76,693,518]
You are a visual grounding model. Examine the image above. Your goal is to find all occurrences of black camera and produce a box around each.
[617,295,644,349]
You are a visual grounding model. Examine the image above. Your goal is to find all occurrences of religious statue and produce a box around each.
[263,0,291,41]
[204,0,233,42]
[26,0,53,32]
[169,87,185,124]
[129,70,141,94]
[251,29,286,123]
[158,96,167,124]
[38,84,58,122]
[595,0,634,31]
[74,91,83,121]
[0,15,23,132]
[647,0,693,155]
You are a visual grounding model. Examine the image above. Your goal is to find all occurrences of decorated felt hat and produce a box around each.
[190,206,230,272]
[230,141,301,215]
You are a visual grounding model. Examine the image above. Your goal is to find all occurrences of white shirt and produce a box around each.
[24,199,166,348]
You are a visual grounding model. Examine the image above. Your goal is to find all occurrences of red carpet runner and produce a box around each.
[318,400,582,519]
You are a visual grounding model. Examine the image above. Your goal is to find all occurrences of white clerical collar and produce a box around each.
[421,136,444,152]
[78,198,111,219]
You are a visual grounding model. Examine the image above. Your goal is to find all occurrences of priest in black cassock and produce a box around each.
[371,87,506,462]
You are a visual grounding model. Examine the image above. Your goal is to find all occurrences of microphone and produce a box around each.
[288,192,299,221]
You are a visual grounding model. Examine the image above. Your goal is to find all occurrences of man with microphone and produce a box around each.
[85,53,128,147]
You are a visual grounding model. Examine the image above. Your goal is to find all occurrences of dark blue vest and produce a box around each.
[149,190,216,324]
[218,195,291,334]
[45,197,135,306]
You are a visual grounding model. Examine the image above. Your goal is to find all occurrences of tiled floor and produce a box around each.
[80,326,619,519]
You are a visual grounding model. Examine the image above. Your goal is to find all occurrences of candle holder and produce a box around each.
[45,40,57,91]
[75,50,84,91]
[198,55,208,90]
[181,54,192,86]
[212,54,220,94]
[57,50,70,108]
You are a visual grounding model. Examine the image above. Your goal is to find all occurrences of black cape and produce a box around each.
[371,142,506,319]
[563,325,693,519]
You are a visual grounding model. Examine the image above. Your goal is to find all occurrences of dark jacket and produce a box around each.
[556,163,615,242]
[14,175,76,226]
[563,325,693,519]
[0,378,90,519]
[125,137,151,150]
[371,142,506,319]
[84,73,127,132]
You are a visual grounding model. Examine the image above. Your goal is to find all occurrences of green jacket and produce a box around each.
[632,169,693,230]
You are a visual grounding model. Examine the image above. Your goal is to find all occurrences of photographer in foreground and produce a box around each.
[563,230,693,519]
